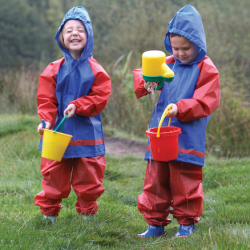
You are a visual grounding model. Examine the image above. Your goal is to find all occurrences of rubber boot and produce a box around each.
[79,214,93,221]
[43,215,57,223]
[174,224,195,237]
[137,225,166,238]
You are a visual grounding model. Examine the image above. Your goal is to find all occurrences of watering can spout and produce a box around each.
[161,63,174,78]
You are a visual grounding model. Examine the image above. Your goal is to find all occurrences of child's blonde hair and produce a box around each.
[58,28,68,49]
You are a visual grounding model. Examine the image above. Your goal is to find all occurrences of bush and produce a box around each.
[0,0,250,157]
[102,52,157,137]
[206,60,250,157]
[0,65,41,114]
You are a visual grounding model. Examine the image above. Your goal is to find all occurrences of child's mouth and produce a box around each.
[71,40,81,43]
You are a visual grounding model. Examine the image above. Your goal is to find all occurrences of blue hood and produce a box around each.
[164,5,206,64]
[55,6,93,61]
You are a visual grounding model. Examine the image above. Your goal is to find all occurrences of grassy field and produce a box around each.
[0,114,249,249]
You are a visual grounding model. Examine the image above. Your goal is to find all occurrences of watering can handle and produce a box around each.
[41,119,46,129]
[157,106,172,138]
[53,113,68,133]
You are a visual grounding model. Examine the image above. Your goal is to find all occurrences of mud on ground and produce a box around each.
[104,135,147,158]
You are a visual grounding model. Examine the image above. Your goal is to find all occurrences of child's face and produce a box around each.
[170,36,199,63]
[63,20,87,59]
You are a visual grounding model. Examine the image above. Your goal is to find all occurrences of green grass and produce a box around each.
[0,114,249,249]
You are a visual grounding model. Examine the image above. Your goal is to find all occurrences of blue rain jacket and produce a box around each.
[37,7,111,158]
[134,5,220,167]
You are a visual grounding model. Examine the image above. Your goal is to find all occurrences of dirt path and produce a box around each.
[104,135,147,158]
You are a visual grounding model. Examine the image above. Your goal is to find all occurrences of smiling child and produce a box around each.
[35,6,111,222]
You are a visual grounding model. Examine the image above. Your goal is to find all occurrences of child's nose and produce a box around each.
[179,50,185,56]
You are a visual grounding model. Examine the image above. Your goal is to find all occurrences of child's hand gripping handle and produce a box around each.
[157,106,172,138]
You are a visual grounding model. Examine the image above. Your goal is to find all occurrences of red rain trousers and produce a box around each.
[34,156,105,216]
[138,160,203,226]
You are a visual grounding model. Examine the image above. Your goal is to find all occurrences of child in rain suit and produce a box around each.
[133,5,220,238]
[35,6,111,222]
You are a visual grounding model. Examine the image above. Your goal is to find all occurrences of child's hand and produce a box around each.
[144,82,158,93]
[166,104,178,118]
[64,104,76,118]
[37,121,51,135]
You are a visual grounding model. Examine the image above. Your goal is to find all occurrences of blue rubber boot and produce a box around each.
[43,215,57,223]
[80,214,93,221]
[137,225,166,238]
[174,224,195,237]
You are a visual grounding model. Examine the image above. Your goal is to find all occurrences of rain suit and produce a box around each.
[34,6,111,216]
[133,5,220,225]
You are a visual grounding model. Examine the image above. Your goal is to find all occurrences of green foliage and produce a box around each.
[1,54,250,157]
[0,0,66,67]
[0,65,40,114]
[0,120,250,249]
[207,94,250,157]
[198,0,250,66]
[206,59,250,157]
[102,52,158,138]
[0,0,250,157]
[45,0,65,59]
[75,0,177,67]
[1,0,250,74]
[0,0,44,66]
[71,0,250,73]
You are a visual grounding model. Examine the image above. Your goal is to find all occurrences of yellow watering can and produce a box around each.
[142,50,175,89]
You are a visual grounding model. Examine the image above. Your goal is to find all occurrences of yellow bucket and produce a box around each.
[42,129,72,162]
[142,50,174,89]
[41,114,72,162]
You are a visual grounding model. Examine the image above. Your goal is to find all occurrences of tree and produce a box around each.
[0,0,46,66]
[0,0,66,67]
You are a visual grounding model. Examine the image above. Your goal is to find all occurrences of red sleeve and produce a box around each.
[69,58,111,117]
[176,56,220,122]
[133,68,149,99]
[37,58,64,127]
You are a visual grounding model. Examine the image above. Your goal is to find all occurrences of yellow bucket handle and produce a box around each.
[157,106,172,138]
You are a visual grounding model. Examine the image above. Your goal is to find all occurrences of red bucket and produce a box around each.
[146,126,181,161]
